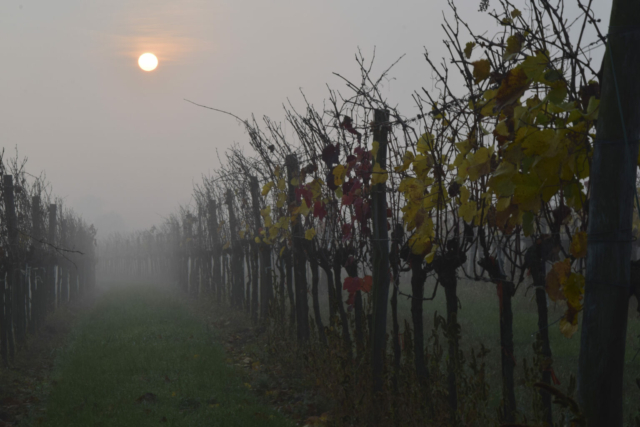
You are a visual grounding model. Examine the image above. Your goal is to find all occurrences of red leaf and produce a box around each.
[342,193,354,206]
[343,277,360,293]
[295,188,312,207]
[313,201,327,220]
[340,116,362,143]
[361,275,373,293]
[342,223,353,241]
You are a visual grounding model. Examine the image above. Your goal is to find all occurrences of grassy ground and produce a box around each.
[43,283,293,427]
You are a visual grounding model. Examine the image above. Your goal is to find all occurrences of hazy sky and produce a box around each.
[1,0,612,237]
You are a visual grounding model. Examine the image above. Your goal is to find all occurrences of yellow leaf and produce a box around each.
[417,133,435,154]
[291,177,299,186]
[546,259,571,302]
[584,96,599,121]
[394,151,414,172]
[466,146,493,181]
[455,139,473,156]
[564,272,585,309]
[471,59,491,84]
[305,228,316,240]
[570,231,587,259]
[425,244,439,264]
[372,140,380,159]
[371,163,388,185]
[277,178,286,191]
[223,241,230,250]
[255,236,261,243]
[459,200,477,223]
[503,33,524,61]
[511,8,521,18]
[518,128,556,156]
[459,185,470,203]
[261,182,275,196]
[299,200,311,216]
[333,165,347,186]
[309,178,324,200]
[260,206,271,218]
[512,173,542,212]
[495,120,510,136]
[277,193,287,208]
[559,315,579,338]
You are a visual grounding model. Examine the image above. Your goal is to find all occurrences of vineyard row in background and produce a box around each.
[0,152,97,367]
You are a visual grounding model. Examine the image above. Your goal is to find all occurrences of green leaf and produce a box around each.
[464,42,476,59]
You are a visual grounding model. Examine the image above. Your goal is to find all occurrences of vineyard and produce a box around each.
[96,1,640,425]
[4,0,640,426]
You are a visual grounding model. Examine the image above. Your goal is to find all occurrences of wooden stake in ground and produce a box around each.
[4,176,19,361]
[208,200,222,303]
[578,2,640,425]
[370,109,391,394]
[286,154,309,343]
[226,190,244,309]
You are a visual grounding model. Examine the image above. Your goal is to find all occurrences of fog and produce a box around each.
[1,0,611,237]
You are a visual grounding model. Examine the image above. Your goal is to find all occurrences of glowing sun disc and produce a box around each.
[138,53,158,71]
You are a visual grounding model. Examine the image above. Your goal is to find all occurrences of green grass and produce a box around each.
[44,283,293,427]
[389,278,640,418]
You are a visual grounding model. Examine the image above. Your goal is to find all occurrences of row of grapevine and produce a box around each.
[98,1,639,425]
[0,152,97,367]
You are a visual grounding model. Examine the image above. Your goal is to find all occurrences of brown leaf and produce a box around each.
[494,67,530,113]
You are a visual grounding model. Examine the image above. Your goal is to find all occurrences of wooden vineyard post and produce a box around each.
[226,189,244,308]
[370,109,391,394]
[59,216,67,305]
[4,176,19,358]
[208,200,222,303]
[578,1,640,425]
[528,241,553,425]
[30,196,43,333]
[286,154,309,343]
[249,176,263,323]
[48,205,59,309]
[250,177,273,321]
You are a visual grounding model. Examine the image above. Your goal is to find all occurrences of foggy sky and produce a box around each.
[0,0,612,237]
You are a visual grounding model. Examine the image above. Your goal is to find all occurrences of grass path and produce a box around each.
[43,284,293,427]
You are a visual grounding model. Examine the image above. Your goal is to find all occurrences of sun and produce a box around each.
[138,53,158,71]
